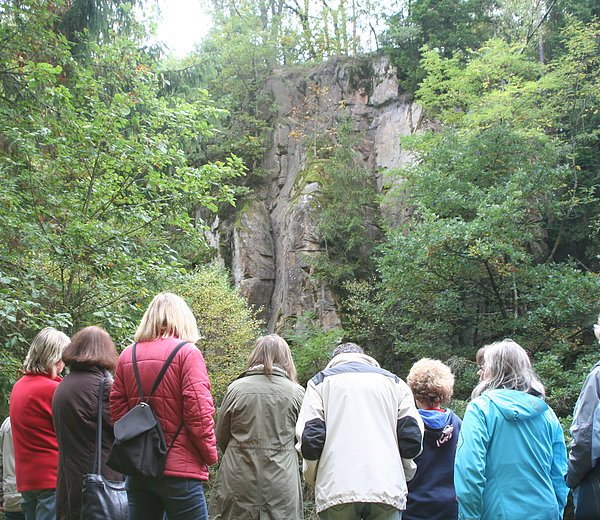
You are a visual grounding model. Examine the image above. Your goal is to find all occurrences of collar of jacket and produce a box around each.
[326,352,380,369]
[240,365,290,379]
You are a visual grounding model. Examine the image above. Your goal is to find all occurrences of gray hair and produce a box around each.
[23,327,70,375]
[332,342,364,358]
[472,339,545,398]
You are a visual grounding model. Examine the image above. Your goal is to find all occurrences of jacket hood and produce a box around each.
[419,409,451,429]
[485,389,548,421]
[326,352,380,369]
[419,409,458,449]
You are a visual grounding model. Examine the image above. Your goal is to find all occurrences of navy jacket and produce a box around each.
[404,409,461,520]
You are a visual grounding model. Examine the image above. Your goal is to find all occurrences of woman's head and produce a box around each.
[246,334,297,383]
[134,292,200,343]
[407,358,455,408]
[475,345,487,380]
[62,326,118,371]
[23,327,70,377]
[472,339,544,398]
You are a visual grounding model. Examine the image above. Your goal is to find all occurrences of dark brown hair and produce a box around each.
[62,326,118,371]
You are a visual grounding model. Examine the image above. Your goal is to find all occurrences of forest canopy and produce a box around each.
[0,0,599,423]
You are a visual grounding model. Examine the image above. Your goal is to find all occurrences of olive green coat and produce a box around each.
[209,366,305,520]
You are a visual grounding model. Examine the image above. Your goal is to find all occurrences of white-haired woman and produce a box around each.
[110,293,217,520]
[9,327,70,520]
[209,334,305,520]
[454,339,568,520]
[566,317,600,519]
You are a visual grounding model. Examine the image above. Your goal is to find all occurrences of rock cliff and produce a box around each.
[216,55,424,332]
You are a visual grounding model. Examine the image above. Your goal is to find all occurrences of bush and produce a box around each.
[285,315,345,385]
[173,264,262,404]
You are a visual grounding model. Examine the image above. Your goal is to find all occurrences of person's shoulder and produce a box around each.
[465,394,492,413]
[176,341,204,363]
[589,362,600,378]
[447,409,463,424]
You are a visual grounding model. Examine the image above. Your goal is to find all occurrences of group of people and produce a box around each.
[0,291,599,520]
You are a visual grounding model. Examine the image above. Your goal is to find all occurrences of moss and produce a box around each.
[347,56,375,97]
[290,159,332,208]
[233,199,255,231]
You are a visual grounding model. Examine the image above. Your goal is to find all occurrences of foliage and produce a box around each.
[285,314,345,385]
[358,21,600,411]
[0,1,244,410]
[190,6,280,173]
[174,264,262,404]
[382,0,497,92]
[188,0,388,178]
[206,0,384,60]
[311,119,382,292]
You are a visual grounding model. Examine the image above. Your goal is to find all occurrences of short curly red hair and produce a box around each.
[407,358,455,408]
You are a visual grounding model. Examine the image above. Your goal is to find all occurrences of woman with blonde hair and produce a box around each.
[110,293,217,520]
[209,334,305,520]
[405,359,461,520]
[9,327,70,520]
[52,326,122,520]
[455,339,568,520]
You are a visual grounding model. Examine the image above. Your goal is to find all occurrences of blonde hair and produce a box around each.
[23,327,70,375]
[134,292,200,343]
[472,339,545,398]
[407,358,455,408]
[246,334,298,383]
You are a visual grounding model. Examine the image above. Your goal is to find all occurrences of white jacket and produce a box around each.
[0,417,22,512]
[296,353,424,513]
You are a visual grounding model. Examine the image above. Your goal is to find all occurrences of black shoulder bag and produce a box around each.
[81,375,128,520]
[107,341,187,478]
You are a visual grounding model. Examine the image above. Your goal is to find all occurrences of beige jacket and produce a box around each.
[0,417,23,512]
[296,353,424,513]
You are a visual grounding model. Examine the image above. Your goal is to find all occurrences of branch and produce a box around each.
[90,169,144,220]
[520,0,559,53]
[83,144,105,217]
[545,170,578,264]
[484,259,508,318]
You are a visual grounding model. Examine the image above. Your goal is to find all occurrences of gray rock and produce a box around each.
[214,55,422,333]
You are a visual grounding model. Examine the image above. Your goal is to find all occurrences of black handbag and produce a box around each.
[80,375,128,520]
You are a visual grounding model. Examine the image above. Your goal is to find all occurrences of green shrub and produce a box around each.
[173,264,262,404]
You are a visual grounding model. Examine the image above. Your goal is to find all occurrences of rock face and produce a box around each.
[219,55,424,332]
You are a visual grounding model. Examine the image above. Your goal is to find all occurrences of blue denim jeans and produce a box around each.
[20,489,55,520]
[126,476,208,520]
[319,503,403,520]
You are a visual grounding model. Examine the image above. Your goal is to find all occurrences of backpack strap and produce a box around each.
[132,340,188,401]
[131,340,188,448]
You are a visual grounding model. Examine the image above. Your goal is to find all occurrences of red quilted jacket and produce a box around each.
[110,337,218,480]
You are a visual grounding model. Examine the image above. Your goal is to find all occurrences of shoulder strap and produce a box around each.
[132,340,189,401]
[93,376,104,475]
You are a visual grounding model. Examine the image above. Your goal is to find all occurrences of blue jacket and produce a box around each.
[405,409,461,520]
[454,389,568,520]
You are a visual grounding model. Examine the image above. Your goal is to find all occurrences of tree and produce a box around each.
[361,24,600,414]
[382,0,497,92]
[0,0,244,412]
